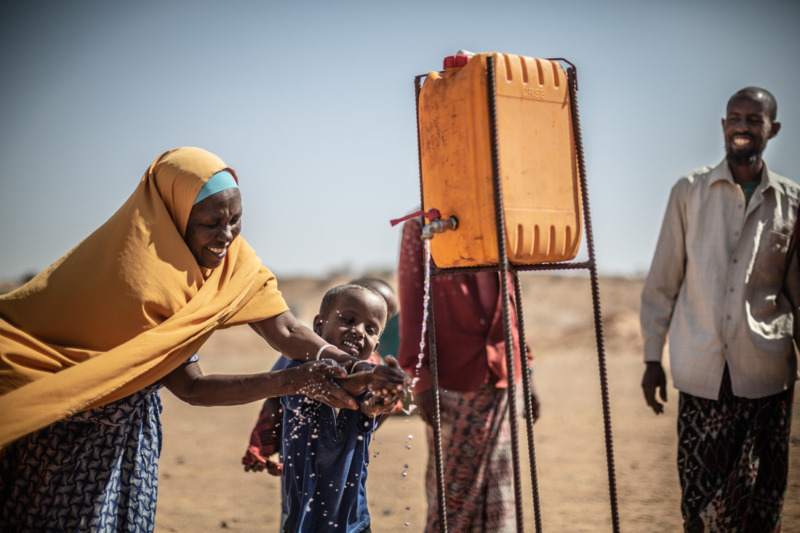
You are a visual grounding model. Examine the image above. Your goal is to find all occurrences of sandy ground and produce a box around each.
[154,274,800,532]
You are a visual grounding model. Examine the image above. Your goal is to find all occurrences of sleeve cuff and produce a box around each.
[643,338,665,363]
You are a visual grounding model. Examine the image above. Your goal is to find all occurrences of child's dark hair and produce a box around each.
[318,283,385,318]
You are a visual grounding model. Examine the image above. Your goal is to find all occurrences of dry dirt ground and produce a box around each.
[154,274,800,532]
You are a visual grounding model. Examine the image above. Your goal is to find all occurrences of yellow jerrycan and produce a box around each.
[418,52,582,268]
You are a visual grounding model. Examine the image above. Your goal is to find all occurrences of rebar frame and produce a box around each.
[415,73,449,531]
[413,56,620,532]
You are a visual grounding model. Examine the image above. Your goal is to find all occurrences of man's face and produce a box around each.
[722,96,779,167]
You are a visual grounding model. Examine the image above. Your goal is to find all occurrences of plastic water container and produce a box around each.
[418,52,582,268]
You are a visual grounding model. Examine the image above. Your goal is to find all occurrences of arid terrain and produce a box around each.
[152,273,800,532]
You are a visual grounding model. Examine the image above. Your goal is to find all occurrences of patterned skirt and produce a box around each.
[424,385,514,533]
[677,375,793,533]
[0,384,163,532]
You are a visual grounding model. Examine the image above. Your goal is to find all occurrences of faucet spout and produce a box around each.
[421,216,459,240]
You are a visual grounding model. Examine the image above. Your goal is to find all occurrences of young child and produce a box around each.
[280,283,406,533]
[242,278,400,475]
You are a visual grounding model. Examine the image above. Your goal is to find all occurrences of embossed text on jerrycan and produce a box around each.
[418,52,582,268]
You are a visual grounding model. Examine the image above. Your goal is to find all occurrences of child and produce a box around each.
[280,283,407,532]
[242,278,400,474]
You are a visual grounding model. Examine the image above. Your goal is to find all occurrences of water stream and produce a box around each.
[403,238,432,416]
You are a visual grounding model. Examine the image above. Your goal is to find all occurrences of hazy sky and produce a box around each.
[1,0,798,281]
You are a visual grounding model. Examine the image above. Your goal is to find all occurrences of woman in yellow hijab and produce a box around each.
[0,147,405,532]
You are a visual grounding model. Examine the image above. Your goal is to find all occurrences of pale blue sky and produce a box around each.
[1,0,798,281]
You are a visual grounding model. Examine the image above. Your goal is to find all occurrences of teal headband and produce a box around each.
[194,170,239,205]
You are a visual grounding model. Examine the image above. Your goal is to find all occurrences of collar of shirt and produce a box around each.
[708,158,774,189]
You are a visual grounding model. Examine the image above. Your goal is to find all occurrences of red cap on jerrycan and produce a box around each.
[442,49,475,69]
[443,54,472,69]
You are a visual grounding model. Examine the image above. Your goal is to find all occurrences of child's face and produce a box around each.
[314,290,387,360]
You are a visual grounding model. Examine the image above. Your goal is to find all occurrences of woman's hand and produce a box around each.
[292,360,357,410]
[334,371,371,396]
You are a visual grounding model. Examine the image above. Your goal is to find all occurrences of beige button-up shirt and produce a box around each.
[641,160,800,399]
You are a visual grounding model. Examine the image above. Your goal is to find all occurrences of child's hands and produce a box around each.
[334,356,411,403]
[242,450,283,476]
[294,360,357,410]
[361,392,399,418]
[367,356,410,401]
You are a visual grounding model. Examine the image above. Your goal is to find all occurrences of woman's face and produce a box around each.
[184,188,242,269]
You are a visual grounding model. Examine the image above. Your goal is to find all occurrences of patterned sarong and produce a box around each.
[0,384,163,532]
[677,373,793,533]
[424,385,514,533]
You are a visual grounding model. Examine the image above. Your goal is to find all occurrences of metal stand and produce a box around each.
[413,56,620,533]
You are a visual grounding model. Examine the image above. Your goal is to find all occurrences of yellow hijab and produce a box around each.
[0,147,288,446]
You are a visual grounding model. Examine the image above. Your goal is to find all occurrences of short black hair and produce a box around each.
[728,86,778,121]
[318,283,385,318]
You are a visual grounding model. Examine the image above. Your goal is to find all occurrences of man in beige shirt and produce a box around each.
[640,87,799,531]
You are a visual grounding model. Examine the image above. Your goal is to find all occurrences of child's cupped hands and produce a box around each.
[367,356,410,402]
[360,391,400,417]
[334,356,410,404]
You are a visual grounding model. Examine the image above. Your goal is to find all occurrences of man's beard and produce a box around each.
[725,140,762,167]
[726,149,760,166]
